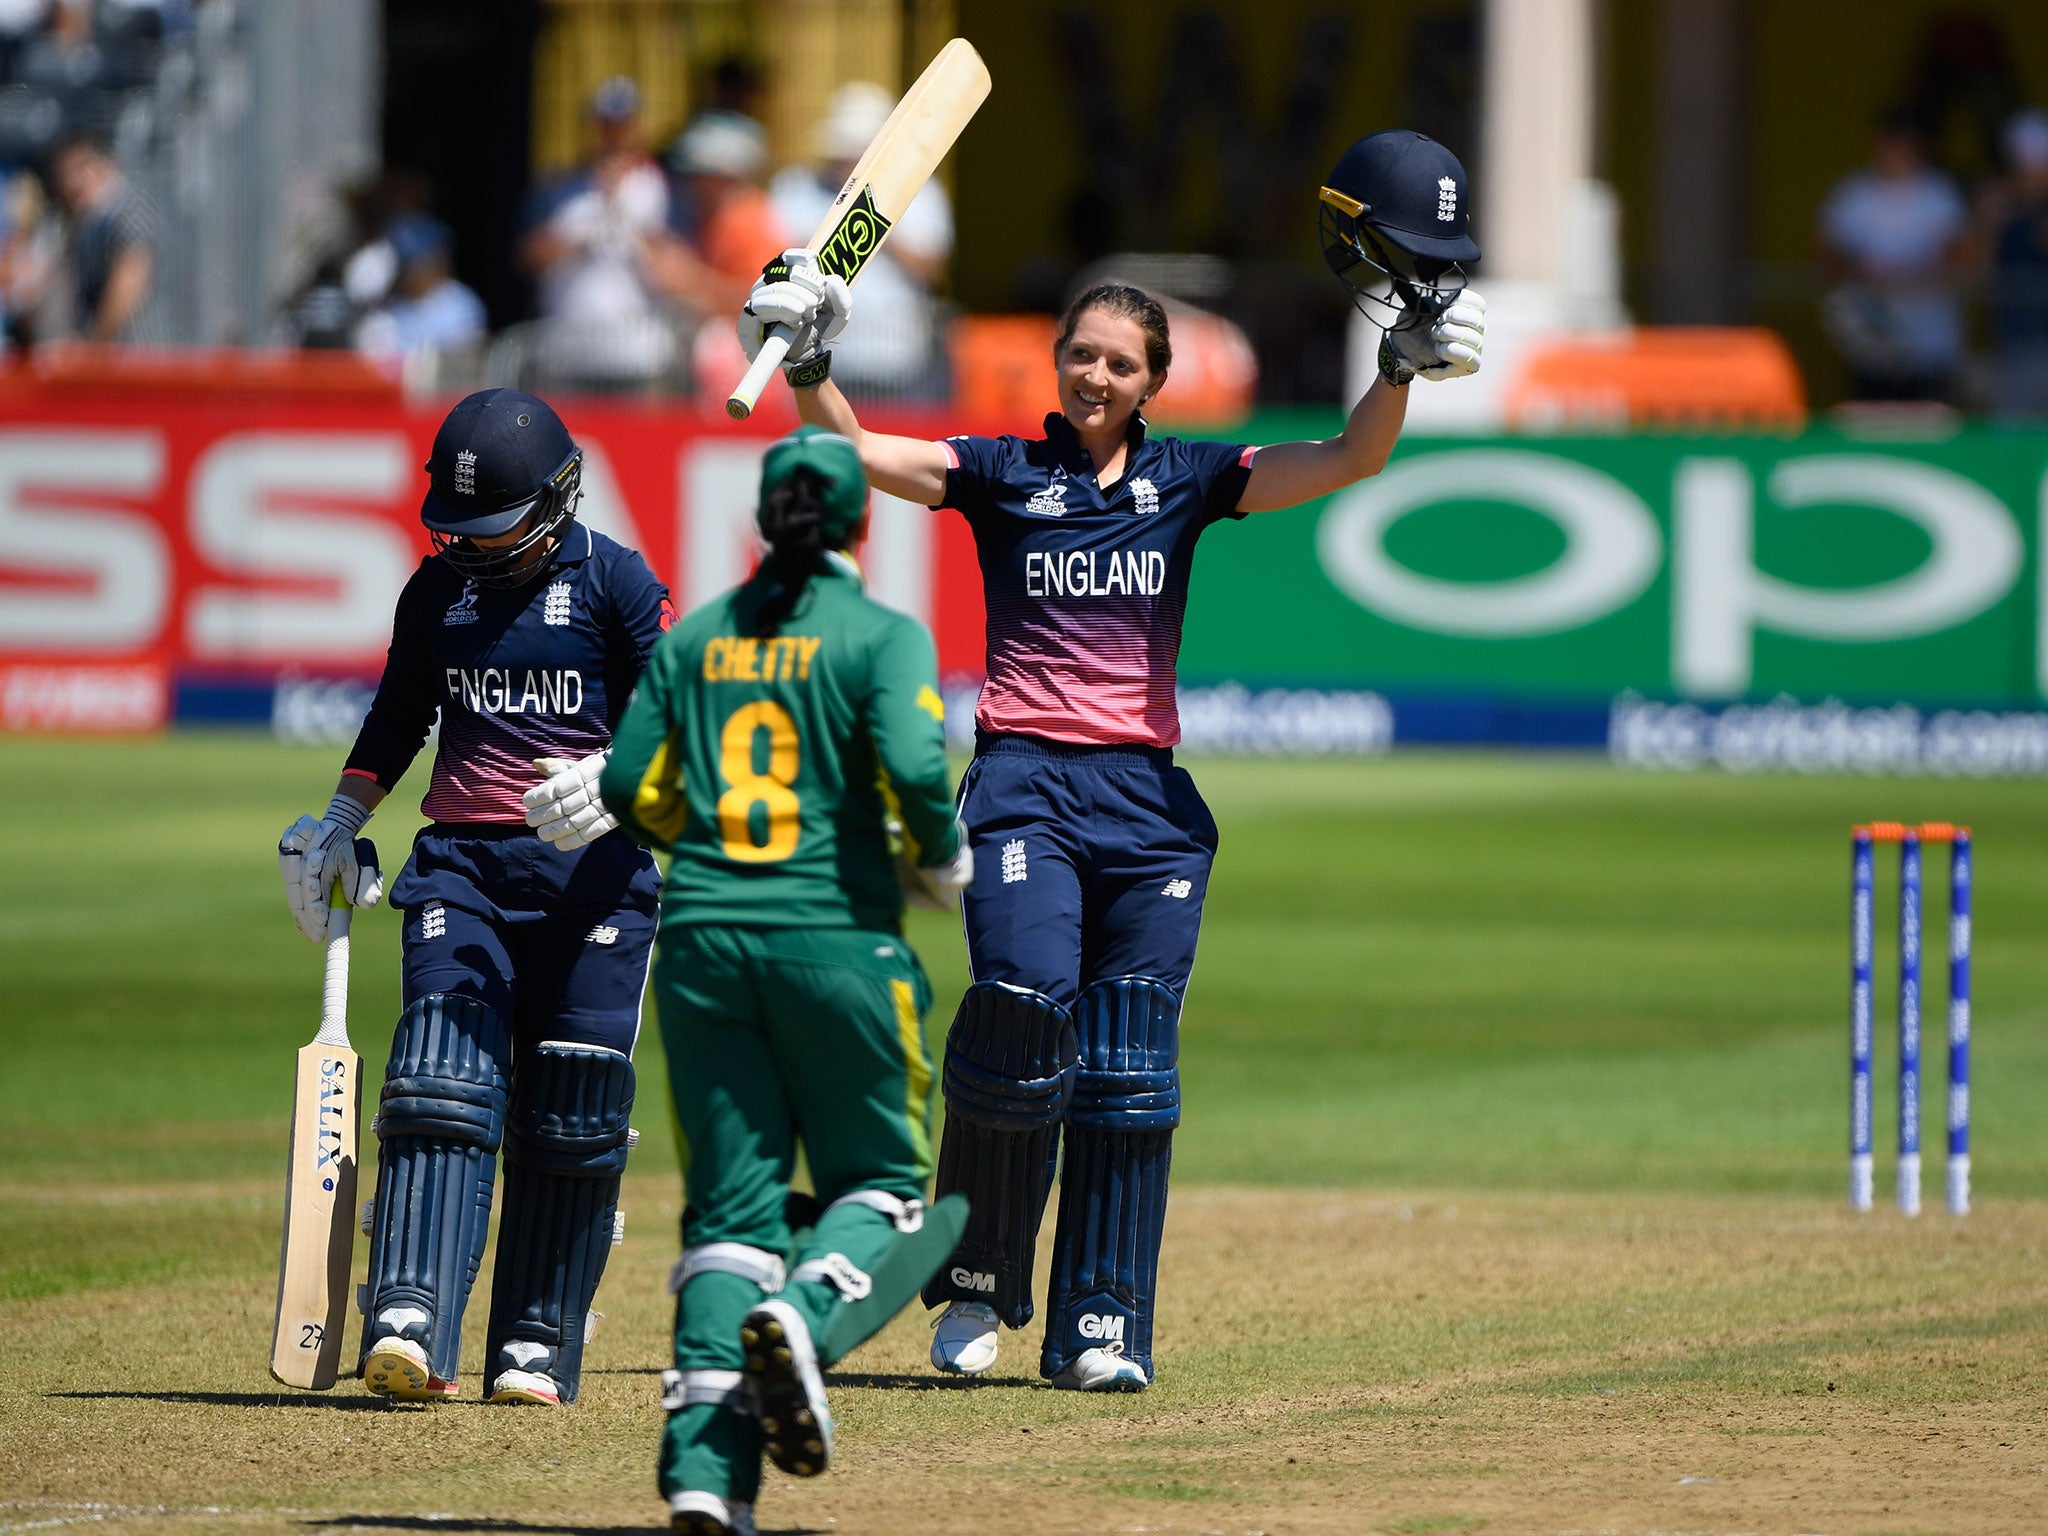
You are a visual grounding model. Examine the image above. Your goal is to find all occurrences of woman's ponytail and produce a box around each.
[753,464,833,638]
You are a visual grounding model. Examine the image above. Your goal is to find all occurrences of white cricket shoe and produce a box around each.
[1048,1344,1149,1393]
[929,1300,999,1375]
[362,1335,459,1401]
[668,1490,756,1536]
[487,1367,561,1406]
[740,1299,832,1477]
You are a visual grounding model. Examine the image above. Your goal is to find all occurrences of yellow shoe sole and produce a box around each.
[364,1344,458,1402]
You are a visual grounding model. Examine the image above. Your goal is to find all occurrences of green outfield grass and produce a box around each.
[4,733,2045,1534]
[4,735,2044,1213]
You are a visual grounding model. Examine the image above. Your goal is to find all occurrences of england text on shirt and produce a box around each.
[936,412,1255,748]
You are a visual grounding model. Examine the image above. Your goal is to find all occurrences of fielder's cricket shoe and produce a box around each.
[362,1336,459,1401]
[667,1490,756,1536]
[929,1300,999,1375]
[486,1367,562,1406]
[1048,1344,1149,1393]
[740,1299,832,1477]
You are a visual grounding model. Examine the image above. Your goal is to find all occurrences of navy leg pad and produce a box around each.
[1042,977,1180,1381]
[483,1041,635,1403]
[922,982,1076,1328]
[361,992,510,1384]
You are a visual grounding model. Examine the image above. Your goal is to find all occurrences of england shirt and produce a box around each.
[937,412,1254,747]
[345,523,673,822]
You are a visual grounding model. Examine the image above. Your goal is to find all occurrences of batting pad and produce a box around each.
[1041,976,1181,1380]
[483,1040,635,1404]
[922,982,1077,1328]
[360,992,510,1384]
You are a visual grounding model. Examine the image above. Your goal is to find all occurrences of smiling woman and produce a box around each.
[731,127,1493,1401]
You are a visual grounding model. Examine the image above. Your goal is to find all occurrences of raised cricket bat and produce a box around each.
[268,890,362,1389]
[726,37,991,419]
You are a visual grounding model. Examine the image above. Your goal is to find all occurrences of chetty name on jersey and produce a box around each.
[701,634,824,683]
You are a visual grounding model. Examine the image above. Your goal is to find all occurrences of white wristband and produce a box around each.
[324,792,371,835]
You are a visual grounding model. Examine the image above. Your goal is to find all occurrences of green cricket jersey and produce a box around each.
[599,551,960,933]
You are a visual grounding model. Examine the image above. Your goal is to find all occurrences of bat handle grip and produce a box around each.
[317,903,351,1045]
[727,328,793,420]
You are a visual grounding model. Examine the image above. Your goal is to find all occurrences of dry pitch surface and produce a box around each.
[3,1178,2044,1536]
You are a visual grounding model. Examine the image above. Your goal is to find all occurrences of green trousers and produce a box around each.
[654,922,937,1504]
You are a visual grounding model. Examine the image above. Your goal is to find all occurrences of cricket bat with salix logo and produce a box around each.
[268,885,362,1389]
[726,37,991,418]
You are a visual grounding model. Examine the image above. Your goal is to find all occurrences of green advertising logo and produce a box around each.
[1185,428,2047,709]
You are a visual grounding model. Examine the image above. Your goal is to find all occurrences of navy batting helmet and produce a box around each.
[1318,130,1480,327]
[420,389,584,588]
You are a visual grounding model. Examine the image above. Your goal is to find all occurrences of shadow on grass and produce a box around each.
[301,1531,823,1536]
[825,1370,1040,1391]
[306,1522,827,1536]
[48,1389,424,1410]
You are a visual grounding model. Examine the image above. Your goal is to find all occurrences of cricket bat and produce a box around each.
[268,888,362,1390]
[726,37,991,419]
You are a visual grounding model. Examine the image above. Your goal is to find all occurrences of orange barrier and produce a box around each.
[949,308,1259,432]
[1857,822,1970,842]
[1505,327,1806,433]
[0,344,404,405]
[947,314,1055,428]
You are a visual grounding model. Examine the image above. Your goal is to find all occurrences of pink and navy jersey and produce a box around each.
[345,523,673,823]
[937,413,1254,747]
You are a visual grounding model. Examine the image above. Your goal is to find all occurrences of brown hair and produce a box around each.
[1054,283,1172,381]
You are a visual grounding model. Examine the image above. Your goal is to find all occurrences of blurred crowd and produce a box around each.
[8,2,2048,422]
[2,16,955,402]
[1817,16,2048,419]
[284,66,953,401]
[0,0,187,348]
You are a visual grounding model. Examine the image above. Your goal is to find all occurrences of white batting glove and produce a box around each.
[897,819,974,911]
[278,797,383,944]
[738,248,853,367]
[1380,288,1487,385]
[524,751,619,851]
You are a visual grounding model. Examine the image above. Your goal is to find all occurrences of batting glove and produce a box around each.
[1379,288,1487,386]
[897,819,975,911]
[279,797,383,944]
[738,248,853,373]
[524,751,620,851]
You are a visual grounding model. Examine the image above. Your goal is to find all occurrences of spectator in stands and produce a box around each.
[50,128,159,344]
[338,167,434,316]
[0,164,54,350]
[1988,109,2048,420]
[1817,112,1970,403]
[768,81,953,399]
[0,0,50,85]
[19,0,104,96]
[650,108,785,317]
[517,75,676,392]
[355,214,485,363]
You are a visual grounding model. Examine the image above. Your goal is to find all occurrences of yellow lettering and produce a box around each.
[796,637,823,680]
[703,638,727,681]
[732,638,760,681]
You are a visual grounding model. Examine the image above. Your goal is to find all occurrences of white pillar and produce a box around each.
[1481,0,1597,286]
[1383,0,1621,430]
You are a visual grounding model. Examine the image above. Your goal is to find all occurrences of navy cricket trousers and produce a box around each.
[390,824,660,1056]
[958,733,1219,1009]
